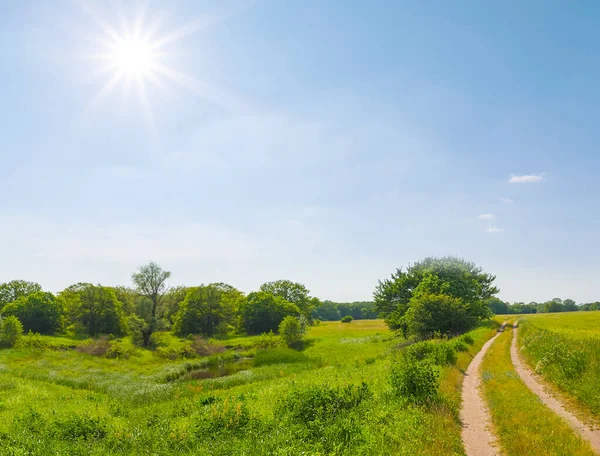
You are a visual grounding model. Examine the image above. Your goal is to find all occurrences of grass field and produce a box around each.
[0,320,499,455]
[517,311,600,421]
[481,325,595,456]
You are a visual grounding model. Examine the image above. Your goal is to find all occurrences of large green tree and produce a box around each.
[259,280,320,320]
[60,284,126,336]
[131,262,171,347]
[238,291,300,335]
[172,284,242,337]
[0,280,42,310]
[374,256,498,336]
[1,291,65,334]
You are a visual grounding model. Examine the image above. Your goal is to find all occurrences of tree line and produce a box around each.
[486,297,600,314]
[0,263,324,347]
[311,301,378,321]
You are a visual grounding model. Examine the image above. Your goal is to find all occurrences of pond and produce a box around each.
[190,358,254,380]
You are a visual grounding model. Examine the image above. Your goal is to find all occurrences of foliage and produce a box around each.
[374,256,497,335]
[131,262,171,346]
[312,301,378,321]
[0,316,23,347]
[279,316,306,347]
[60,284,126,336]
[1,291,64,334]
[279,382,372,423]
[76,337,112,356]
[0,280,42,311]
[341,315,353,323]
[402,292,474,338]
[237,291,300,335]
[172,284,241,337]
[390,357,439,403]
[259,280,320,320]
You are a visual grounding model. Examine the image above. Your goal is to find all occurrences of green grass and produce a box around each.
[481,325,595,455]
[517,311,600,421]
[0,320,499,455]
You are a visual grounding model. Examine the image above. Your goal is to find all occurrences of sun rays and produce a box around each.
[75,1,237,133]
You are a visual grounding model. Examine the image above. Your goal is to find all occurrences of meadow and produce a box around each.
[0,319,499,455]
[517,311,600,423]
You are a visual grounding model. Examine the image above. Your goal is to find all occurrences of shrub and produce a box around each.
[279,316,306,347]
[390,357,439,403]
[0,316,23,347]
[453,340,469,352]
[279,382,371,423]
[460,334,474,345]
[341,316,353,323]
[404,340,457,366]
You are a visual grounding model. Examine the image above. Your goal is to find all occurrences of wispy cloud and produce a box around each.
[477,213,495,221]
[486,225,503,233]
[508,174,543,184]
[500,197,514,204]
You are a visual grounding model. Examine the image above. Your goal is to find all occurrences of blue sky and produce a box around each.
[2,0,600,304]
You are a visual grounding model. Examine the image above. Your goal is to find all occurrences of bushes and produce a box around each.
[0,316,23,347]
[279,316,306,347]
[390,337,464,403]
[76,337,111,356]
[279,382,371,423]
[1,292,64,335]
[341,315,353,323]
[391,357,439,404]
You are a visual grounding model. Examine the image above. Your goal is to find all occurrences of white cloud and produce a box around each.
[508,174,543,184]
[486,226,504,233]
[477,214,495,221]
[500,197,514,204]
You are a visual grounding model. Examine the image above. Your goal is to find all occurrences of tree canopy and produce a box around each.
[374,256,498,337]
[1,291,65,334]
[0,280,42,310]
[238,291,300,335]
[259,280,320,320]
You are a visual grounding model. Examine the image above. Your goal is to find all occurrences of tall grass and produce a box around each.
[518,316,600,419]
[0,320,500,455]
[481,326,595,455]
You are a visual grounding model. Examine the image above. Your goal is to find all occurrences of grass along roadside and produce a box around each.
[481,325,595,456]
[518,314,600,424]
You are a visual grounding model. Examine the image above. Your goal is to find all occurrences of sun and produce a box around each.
[77,3,228,131]
[108,37,157,78]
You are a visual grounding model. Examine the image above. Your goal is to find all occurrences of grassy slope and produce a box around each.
[481,326,595,456]
[0,320,498,455]
[517,311,600,421]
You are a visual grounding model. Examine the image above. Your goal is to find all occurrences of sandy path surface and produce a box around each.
[511,323,600,454]
[460,325,504,456]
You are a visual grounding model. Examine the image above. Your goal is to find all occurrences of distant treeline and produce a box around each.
[487,297,600,314]
[312,301,378,321]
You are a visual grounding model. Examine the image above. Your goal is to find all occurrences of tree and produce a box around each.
[1,292,64,334]
[60,284,126,336]
[238,291,300,335]
[131,262,171,347]
[0,280,42,310]
[172,285,239,337]
[312,301,341,321]
[259,280,320,320]
[159,285,189,324]
[544,300,565,313]
[402,292,472,338]
[374,257,497,335]
[486,297,510,315]
[563,299,577,312]
[279,316,306,347]
[0,315,23,347]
